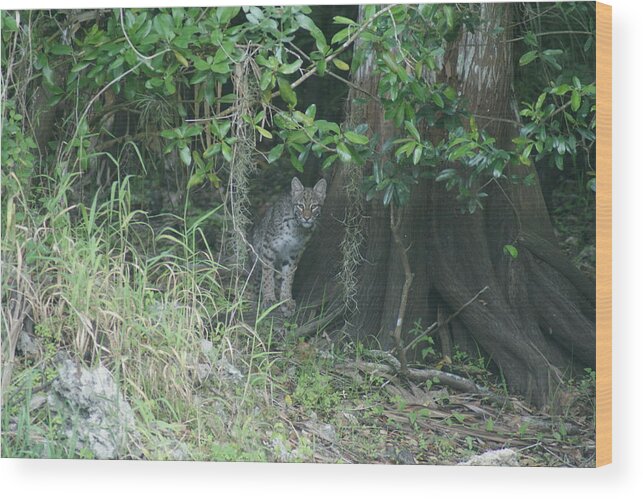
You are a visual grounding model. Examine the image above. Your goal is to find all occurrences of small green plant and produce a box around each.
[292,365,341,416]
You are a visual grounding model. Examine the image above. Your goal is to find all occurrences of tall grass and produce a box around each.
[1,168,275,458]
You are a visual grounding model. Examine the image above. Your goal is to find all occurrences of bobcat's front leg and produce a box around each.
[260,247,277,307]
[279,256,300,317]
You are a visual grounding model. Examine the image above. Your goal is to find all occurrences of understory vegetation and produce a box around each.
[2,4,596,464]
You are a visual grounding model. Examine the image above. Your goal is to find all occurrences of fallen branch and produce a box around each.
[340,359,489,395]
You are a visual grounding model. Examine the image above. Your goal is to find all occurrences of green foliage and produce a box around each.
[292,364,342,416]
[1,5,595,217]
[515,2,596,191]
[1,100,38,196]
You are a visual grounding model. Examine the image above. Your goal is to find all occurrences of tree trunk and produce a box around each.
[296,3,595,408]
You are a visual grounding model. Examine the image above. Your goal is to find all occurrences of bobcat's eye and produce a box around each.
[311,204,320,214]
[296,203,304,211]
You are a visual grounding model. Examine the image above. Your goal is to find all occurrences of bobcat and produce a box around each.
[251,177,327,316]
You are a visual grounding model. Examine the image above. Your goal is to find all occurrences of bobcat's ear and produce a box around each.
[313,178,327,201]
[291,177,304,196]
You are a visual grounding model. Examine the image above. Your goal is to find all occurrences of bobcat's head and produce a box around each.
[291,177,327,229]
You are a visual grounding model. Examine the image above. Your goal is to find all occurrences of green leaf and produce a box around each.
[332,58,350,71]
[216,7,240,24]
[211,62,230,74]
[322,153,337,170]
[153,14,174,39]
[435,169,456,182]
[443,5,455,29]
[519,50,538,66]
[268,143,284,163]
[295,14,318,32]
[71,62,91,73]
[187,173,204,189]
[179,146,192,166]
[383,184,394,206]
[42,65,55,86]
[443,86,457,101]
[336,142,352,163]
[164,77,176,95]
[555,153,564,170]
[431,92,444,108]
[331,27,351,45]
[382,52,401,74]
[290,152,304,172]
[449,143,473,161]
[413,145,423,165]
[277,78,297,108]
[50,43,72,56]
[344,131,369,145]
[280,59,302,75]
[503,244,518,259]
[255,126,273,139]
[316,59,327,76]
[395,141,416,159]
[404,121,421,142]
[108,56,124,72]
[551,84,571,96]
[524,31,538,47]
[315,120,340,134]
[203,143,220,158]
[193,58,210,71]
[221,142,233,162]
[571,90,581,112]
[259,71,273,91]
[333,15,356,25]
[173,50,189,67]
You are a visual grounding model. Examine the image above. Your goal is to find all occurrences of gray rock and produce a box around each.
[48,355,138,459]
[458,448,520,466]
[218,357,243,382]
[384,445,417,465]
[270,436,298,462]
[200,339,214,356]
[317,423,336,443]
[16,330,39,356]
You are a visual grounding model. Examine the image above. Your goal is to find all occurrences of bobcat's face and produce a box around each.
[291,177,327,229]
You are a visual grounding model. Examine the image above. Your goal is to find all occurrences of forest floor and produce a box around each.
[1,176,596,466]
[2,319,596,466]
[181,331,597,466]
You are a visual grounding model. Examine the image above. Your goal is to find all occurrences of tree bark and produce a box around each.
[295,3,595,408]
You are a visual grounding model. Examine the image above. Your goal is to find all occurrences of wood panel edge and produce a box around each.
[595,0,612,468]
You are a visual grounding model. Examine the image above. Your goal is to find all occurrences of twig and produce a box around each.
[504,30,594,43]
[389,205,413,375]
[326,70,381,103]
[404,286,489,354]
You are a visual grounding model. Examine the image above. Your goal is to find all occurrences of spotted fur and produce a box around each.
[251,177,327,316]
